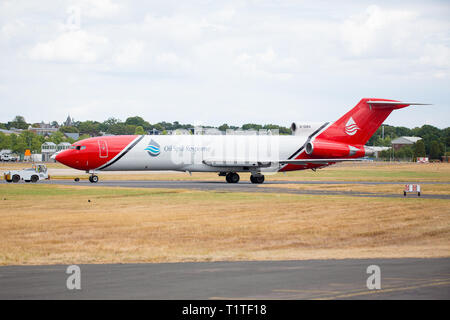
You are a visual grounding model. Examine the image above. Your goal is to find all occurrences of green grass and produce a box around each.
[0,184,300,201]
[281,167,450,181]
[0,183,445,205]
[0,184,179,199]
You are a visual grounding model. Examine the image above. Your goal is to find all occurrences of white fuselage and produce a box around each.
[101,134,312,173]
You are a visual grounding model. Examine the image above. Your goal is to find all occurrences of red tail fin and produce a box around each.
[317,98,427,145]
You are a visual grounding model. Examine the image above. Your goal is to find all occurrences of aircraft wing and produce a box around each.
[278,158,366,164]
[202,158,366,167]
[202,160,273,167]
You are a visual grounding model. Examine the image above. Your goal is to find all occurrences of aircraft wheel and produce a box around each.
[226,172,239,183]
[12,175,20,183]
[89,175,99,183]
[250,175,264,184]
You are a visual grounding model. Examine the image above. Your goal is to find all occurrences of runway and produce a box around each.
[1,258,449,299]
[35,179,450,199]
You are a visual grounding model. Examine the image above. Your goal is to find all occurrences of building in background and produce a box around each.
[57,142,71,152]
[391,136,422,150]
[41,142,56,161]
[1,127,23,135]
[29,122,58,136]
[148,129,161,135]
[40,142,72,161]
[64,132,80,140]
[0,129,15,135]
[64,115,74,127]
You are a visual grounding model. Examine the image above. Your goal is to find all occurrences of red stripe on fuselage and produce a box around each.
[55,135,138,171]
[279,152,331,172]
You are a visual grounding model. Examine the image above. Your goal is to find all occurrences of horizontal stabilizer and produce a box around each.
[366,101,431,108]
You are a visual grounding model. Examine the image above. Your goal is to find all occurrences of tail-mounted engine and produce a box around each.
[305,139,367,158]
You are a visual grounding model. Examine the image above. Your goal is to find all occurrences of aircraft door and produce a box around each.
[98,140,108,158]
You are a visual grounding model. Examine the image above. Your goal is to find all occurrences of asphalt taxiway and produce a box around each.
[1,258,449,299]
[34,179,450,199]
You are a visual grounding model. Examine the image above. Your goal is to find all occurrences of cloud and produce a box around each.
[141,14,206,45]
[419,44,450,69]
[71,0,122,19]
[29,30,108,63]
[155,52,192,71]
[341,5,419,57]
[0,1,449,128]
[0,20,26,41]
[113,40,145,65]
[234,47,298,79]
[335,4,450,80]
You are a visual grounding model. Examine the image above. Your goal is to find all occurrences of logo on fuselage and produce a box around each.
[145,139,160,157]
[345,117,360,136]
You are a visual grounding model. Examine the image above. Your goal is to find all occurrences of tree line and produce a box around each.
[368,124,449,160]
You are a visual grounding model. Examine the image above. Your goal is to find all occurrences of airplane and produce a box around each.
[54,98,428,184]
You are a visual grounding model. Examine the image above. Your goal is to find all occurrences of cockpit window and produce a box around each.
[71,146,86,150]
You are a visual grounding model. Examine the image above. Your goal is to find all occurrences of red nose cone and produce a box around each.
[54,149,72,167]
[55,135,138,171]
[55,148,87,170]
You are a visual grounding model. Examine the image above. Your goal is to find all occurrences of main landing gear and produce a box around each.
[222,172,265,184]
[250,175,264,184]
[225,172,240,183]
[89,174,99,183]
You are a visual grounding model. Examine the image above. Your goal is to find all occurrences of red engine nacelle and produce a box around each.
[305,139,365,158]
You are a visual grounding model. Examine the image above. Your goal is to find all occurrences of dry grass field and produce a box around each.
[0,183,449,266]
[261,183,450,195]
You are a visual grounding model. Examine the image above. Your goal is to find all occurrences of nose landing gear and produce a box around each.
[89,175,99,183]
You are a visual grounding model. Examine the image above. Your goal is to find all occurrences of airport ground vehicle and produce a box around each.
[1,154,18,162]
[4,164,49,183]
[54,98,428,184]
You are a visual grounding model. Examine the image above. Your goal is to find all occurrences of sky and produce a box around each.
[0,0,449,129]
